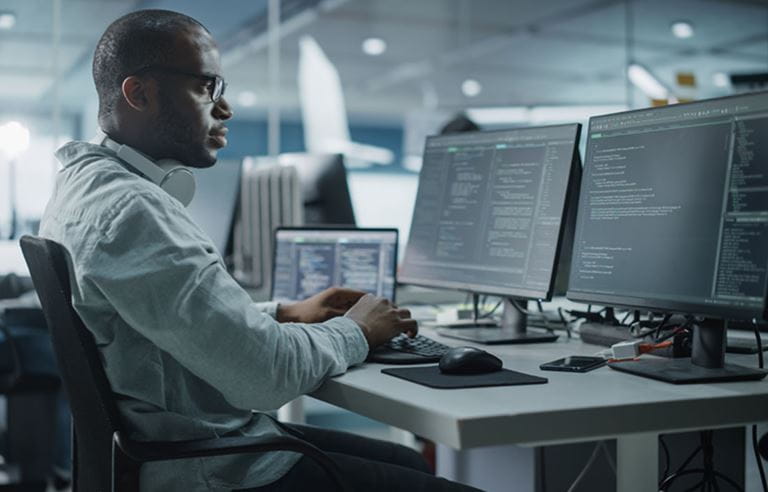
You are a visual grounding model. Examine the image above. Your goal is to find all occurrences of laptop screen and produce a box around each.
[271,228,398,303]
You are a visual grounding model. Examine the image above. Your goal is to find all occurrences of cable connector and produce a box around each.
[610,340,675,361]
[611,340,642,360]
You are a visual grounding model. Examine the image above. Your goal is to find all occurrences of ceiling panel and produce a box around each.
[0,0,138,38]
[722,39,768,60]
[2,0,768,123]
[456,33,627,74]
[0,40,85,70]
[631,0,767,48]
[0,73,54,99]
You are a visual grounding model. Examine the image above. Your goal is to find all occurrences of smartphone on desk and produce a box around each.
[539,356,606,373]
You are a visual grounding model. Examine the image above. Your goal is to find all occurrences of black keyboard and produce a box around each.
[367,334,452,364]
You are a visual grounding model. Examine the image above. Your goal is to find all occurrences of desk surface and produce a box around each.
[310,327,768,449]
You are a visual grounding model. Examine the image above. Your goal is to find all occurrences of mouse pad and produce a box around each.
[381,366,548,389]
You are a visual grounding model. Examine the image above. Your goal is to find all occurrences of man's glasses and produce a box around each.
[133,66,227,103]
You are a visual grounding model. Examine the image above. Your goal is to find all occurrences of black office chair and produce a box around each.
[19,236,349,492]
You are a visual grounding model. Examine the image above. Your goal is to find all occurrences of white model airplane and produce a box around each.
[298,35,394,167]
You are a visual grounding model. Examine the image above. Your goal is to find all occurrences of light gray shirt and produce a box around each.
[40,141,369,491]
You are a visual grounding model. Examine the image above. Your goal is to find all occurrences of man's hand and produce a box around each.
[344,294,418,349]
[277,287,366,324]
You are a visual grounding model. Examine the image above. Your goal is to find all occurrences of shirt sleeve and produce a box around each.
[82,191,369,411]
[253,301,278,319]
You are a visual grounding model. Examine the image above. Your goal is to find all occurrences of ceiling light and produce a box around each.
[627,63,669,100]
[362,37,387,56]
[467,105,629,125]
[712,72,730,88]
[0,121,30,158]
[237,91,258,107]
[0,12,16,30]
[461,79,482,98]
[671,21,694,39]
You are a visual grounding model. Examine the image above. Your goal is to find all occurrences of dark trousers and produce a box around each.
[242,424,481,492]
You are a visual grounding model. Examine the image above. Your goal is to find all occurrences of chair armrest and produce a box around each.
[115,432,328,462]
[113,431,349,491]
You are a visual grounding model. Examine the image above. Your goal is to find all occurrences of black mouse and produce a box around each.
[439,346,503,375]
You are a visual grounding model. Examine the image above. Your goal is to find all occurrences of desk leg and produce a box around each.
[277,396,306,424]
[616,433,658,492]
[389,427,418,450]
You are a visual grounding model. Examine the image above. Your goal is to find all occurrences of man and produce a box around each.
[40,9,479,492]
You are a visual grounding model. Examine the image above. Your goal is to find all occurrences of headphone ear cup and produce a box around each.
[103,136,197,206]
[156,160,196,207]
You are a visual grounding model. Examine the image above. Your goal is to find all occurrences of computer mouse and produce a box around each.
[439,346,503,375]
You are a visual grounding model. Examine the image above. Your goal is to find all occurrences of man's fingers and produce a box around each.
[325,308,346,319]
[397,308,412,320]
[324,287,368,311]
[398,319,419,337]
[329,287,366,300]
[338,287,367,297]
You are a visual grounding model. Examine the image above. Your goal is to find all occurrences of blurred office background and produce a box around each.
[1,0,767,247]
[1,1,768,489]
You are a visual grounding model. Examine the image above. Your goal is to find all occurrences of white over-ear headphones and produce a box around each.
[95,132,196,207]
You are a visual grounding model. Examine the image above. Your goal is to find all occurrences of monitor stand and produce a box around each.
[609,319,767,384]
[436,298,559,345]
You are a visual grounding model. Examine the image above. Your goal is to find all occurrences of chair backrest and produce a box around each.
[20,236,121,492]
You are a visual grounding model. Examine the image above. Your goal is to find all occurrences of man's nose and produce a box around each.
[214,96,233,120]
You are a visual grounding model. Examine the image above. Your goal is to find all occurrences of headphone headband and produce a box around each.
[98,134,196,207]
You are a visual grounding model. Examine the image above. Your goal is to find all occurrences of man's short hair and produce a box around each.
[440,113,480,135]
[93,10,208,125]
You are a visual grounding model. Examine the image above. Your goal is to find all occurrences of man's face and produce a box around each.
[152,27,232,168]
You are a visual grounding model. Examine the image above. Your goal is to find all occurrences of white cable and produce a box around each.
[600,441,616,474]
[567,441,603,492]
[594,349,612,359]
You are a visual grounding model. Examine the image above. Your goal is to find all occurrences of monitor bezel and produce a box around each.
[566,91,768,322]
[398,123,583,302]
[271,226,399,303]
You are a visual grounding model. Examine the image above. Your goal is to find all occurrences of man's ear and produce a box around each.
[121,76,157,112]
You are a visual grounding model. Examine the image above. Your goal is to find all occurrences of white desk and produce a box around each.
[310,327,768,491]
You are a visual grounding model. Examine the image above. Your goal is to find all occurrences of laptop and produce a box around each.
[270,227,398,303]
[270,227,454,364]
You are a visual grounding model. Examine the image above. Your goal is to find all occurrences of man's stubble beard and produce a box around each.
[155,90,215,168]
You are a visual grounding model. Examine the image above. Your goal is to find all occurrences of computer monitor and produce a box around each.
[568,92,768,383]
[399,124,582,342]
[271,227,398,303]
[187,160,242,257]
[278,153,356,226]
